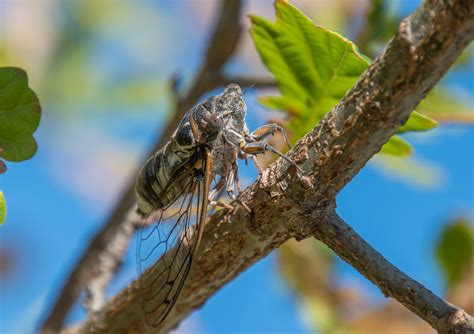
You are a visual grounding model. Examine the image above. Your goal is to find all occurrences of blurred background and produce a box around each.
[0,0,473,333]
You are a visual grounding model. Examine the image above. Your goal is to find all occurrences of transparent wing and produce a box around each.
[137,152,211,327]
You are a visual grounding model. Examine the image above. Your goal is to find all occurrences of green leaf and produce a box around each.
[417,87,474,123]
[250,15,310,100]
[250,1,369,139]
[371,155,443,188]
[258,96,306,116]
[357,0,400,58]
[380,135,412,157]
[252,3,369,105]
[0,191,5,225]
[250,0,437,158]
[0,67,41,162]
[436,219,474,288]
[398,111,438,133]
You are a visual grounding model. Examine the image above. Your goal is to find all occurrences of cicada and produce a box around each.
[135,84,297,327]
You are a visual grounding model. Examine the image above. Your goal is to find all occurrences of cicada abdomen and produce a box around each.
[136,147,212,327]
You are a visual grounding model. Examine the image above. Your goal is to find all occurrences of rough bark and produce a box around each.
[66,0,474,333]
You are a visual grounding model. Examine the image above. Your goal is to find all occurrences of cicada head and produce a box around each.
[216,83,247,125]
[190,99,224,144]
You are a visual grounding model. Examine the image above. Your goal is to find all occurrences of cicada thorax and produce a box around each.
[136,113,198,216]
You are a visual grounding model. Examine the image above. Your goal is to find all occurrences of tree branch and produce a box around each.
[317,212,473,333]
[65,0,474,333]
[81,207,140,313]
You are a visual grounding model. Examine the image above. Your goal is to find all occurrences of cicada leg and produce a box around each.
[208,177,235,211]
[242,141,302,174]
[243,125,313,189]
[246,123,292,150]
[228,171,251,212]
[243,123,301,173]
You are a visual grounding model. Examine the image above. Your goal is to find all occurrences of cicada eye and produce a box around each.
[207,113,223,130]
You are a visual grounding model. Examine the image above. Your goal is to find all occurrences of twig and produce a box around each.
[65,0,474,333]
[317,212,473,333]
[81,207,140,313]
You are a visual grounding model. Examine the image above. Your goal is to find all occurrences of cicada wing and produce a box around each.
[137,151,212,327]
